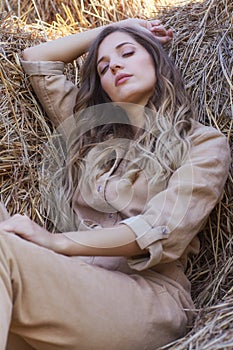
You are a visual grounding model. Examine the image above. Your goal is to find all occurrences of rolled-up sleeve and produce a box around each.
[122,122,231,271]
[21,60,78,127]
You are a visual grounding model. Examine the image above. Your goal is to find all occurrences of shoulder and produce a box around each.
[188,120,230,151]
[189,120,226,140]
[186,120,231,171]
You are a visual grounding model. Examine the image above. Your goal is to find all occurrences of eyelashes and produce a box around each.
[98,51,135,75]
[122,50,135,57]
[100,65,109,75]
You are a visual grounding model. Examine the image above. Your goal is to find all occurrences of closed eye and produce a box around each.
[100,65,109,75]
[98,50,135,75]
[122,51,135,57]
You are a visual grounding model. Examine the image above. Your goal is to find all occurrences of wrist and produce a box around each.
[51,233,71,255]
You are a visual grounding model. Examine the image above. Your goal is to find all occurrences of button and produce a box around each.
[109,213,114,218]
[162,227,167,235]
[97,185,102,192]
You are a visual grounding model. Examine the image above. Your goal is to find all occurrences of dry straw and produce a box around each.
[0,0,232,348]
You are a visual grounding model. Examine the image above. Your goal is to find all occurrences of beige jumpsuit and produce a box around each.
[0,60,230,350]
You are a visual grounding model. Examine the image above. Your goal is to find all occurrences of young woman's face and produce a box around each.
[97,32,156,106]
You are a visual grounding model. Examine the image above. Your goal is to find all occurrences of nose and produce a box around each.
[109,59,123,74]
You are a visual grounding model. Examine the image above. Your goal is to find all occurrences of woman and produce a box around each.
[0,19,230,350]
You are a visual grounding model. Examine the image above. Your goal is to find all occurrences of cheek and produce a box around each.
[100,77,115,100]
[145,62,156,87]
[101,79,108,92]
[100,76,110,93]
[137,55,156,84]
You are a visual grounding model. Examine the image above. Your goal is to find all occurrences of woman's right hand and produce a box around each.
[0,214,53,247]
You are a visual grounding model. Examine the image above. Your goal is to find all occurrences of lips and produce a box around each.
[115,73,132,87]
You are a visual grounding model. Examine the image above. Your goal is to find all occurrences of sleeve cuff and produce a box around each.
[21,60,65,75]
[121,216,170,271]
[121,216,170,250]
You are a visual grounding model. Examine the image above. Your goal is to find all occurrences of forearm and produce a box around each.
[0,214,145,257]
[53,224,146,257]
[22,26,106,63]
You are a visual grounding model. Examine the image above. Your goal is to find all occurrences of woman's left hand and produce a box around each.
[117,18,173,44]
[0,214,54,249]
[147,19,173,44]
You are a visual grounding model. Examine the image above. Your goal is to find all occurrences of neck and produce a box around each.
[115,102,145,131]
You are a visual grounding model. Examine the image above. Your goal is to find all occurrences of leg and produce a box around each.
[0,233,13,349]
[0,228,189,350]
[0,204,36,349]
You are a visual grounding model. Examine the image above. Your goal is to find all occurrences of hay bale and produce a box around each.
[0,0,199,25]
[0,0,232,348]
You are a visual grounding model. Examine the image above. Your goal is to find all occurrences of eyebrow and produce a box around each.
[97,41,136,66]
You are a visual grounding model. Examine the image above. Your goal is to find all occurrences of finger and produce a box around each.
[0,216,15,231]
[155,35,173,45]
[0,217,20,231]
[0,222,15,232]
[0,214,29,233]
[149,25,167,36]
[167,29,174,38]
[148,19,161,26]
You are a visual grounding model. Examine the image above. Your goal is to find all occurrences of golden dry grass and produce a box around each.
[1,0,203,25]
[0,0,232,348]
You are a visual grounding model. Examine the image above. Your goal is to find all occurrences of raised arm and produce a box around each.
[22,19,173,63]
[22,26,106,63]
